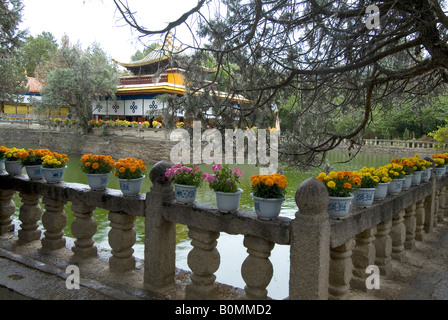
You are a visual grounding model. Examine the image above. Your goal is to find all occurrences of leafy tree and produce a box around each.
[130,43,157,61]
[0,0,27,111]
[114,0,448,168]
[36,38,119,134]
[17,31,58,77]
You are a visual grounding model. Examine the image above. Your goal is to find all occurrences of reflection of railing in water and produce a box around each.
[363,138,448,150]
[1,161,448,299]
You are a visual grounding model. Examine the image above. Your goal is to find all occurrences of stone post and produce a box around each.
[144,160,176,291]
[241,235,274,300]
[424,174,436,234]
[41,196,67,250]
[404,204,416,250]
[438,186,447,221]
[374,219,392,277]
[186,227,221,300]
[0,190,15,234]
[415,199,425,241]
[18,192,42,243]
[71,202,97,258]
[390,210,405,261]
[434,190,440,225]
[329,239,355,300]
[108,211,136,272]
[351,227,376,290]
[289,177,330,300]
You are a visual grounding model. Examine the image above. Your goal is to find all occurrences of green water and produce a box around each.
[7,147,426,299]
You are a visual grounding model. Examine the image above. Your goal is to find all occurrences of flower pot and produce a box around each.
[434,167,445,178]
[215,188,243,213]
[421,168,432,182]
[5,160,23,176]
[402,174,413,190]
[250,193,284,220]
[25,165,43,181]
[174,184,198,204]
[374,182,390,201]
[411,171,422,186]
[43,167,66,183]
[117,175,145,197]
[327,195,353,219]
[352,188,376,208]
[86,173,110,191]
[387,179,404,195]
[0,160,4,172]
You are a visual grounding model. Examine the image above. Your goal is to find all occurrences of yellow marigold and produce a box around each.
[327,181,336,188]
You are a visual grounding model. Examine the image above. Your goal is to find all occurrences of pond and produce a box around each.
[8,147,424,300]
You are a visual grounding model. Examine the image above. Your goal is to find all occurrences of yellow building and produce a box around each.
[93,35,247,122]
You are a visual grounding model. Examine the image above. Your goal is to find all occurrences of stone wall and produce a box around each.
[0,126,175,164]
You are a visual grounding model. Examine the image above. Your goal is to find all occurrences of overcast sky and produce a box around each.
[19,0,199,63]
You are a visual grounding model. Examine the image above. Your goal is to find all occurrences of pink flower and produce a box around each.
[202,172,215,183]
[212,164,222,173]
[232,168,242,177]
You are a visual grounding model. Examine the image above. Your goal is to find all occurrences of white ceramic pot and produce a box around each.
[434,167,445,178]
[421,168,432,182]
[25,165,43,180]
[174,183,198,204]
[5,160,23,176]
[327,195,354,219]
[250,193,284,220]
[43,167,66,183]
[374,182,390,201]
[411,171,422,186]
[86,173,110,191]
[215,188,243,213]
[352,188,376,208]
[117,175,145,197]
[387,179,404,195]
[402,174,413,190]
[0,160,4,172]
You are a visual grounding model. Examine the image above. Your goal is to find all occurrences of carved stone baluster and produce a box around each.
[415,199,425,241]
[391,210,405,261]
[41,196,67,250]
[438,187,447,221]
[0,190,15,234]
[404,204,416,250]
[351,227,376,290]
[186,227,220,300]
[71,202,97,258]
[241,235,275,300]
[329,239,354,300]
[374,219,392,277]
[108,211,136,272]
[18,192,42,243]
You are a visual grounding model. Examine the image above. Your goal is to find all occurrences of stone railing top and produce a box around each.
[0,173,146,216]
[162,201,291,245]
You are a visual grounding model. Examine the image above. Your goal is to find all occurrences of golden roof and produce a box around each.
[112,34,182,68]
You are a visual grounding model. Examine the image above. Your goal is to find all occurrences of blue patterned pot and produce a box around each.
[250,193,284,220]
[86,173,110,191]
[411,171,422,186]
[352,188,376,208]
[421,168,432,182]
[43,167,66,183]
[402,174,413,190]
[117,175,145,197]
[174,184,198,204]
[5,160,23,176]
[25,165,43,181]
[434,167,445,178]
[387,179,404,195]
[327,195,353,219]
[374,182,390,201]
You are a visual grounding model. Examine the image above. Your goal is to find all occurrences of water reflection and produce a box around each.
[10,148,426,300]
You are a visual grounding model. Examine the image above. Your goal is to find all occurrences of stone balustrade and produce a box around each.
[0,160,448,300]
[363,138,448,149]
